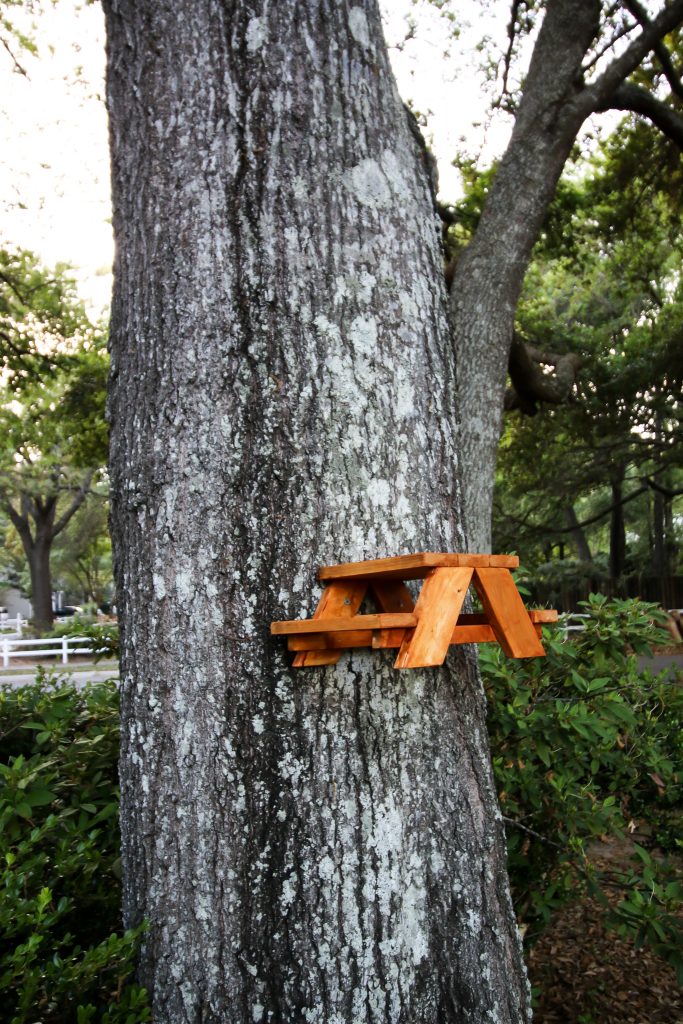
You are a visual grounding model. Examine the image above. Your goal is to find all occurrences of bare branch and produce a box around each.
[582,19,638,76]
[501,0,523,98]
[0,35,29,78]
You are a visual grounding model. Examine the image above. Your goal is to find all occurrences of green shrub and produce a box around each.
[1,595,680,1014]
[481,593,683,979]
[0,674,149,1023]
[41,617,98,640]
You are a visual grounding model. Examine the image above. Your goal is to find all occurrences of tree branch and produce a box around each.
[597,80,683,146]
[52,471,94,538]
[582,0,683,114]
[505,333,583,414]
[501,0,523,98]
[622,0,683,99]
[2,499,34,549]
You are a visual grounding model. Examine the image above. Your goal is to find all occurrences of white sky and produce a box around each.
[0,0,514,315]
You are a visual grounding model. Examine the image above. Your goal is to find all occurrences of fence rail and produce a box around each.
[1,635,96,668]
[0,614,28,638]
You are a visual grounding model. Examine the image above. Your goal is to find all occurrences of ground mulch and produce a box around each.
[528,842,683,1024]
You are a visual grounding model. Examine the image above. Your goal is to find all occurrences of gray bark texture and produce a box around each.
[450,0,601,554]
[104,2,529,1022]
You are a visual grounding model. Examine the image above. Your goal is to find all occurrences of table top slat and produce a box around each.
[319,552,519,580]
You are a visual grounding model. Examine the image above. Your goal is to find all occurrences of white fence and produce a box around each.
[1,635,96,669]
[559,613,589,633]
[0,614,28,638]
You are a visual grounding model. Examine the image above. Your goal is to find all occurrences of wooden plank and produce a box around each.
[451,624,497,643]
[472,568,545,659]
[371,580,415,649]
[289,622,543,652]
[319,552,519,581]
[272,612,417,635]
[529,609,558,623]
[394,567,474,669]
[288,630,374,651]
[290,579,366,668]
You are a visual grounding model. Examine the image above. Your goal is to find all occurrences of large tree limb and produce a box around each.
[622,0,683,99]
[505,333,583,414]
[597,80,683,145]
[581,0,683,114]
[2,498,34,549]
[52,471,94,538]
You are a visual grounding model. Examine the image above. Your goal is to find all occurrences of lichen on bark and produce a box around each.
[103,1,530,1020]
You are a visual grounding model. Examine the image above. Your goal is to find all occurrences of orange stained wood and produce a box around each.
[319,552,519,581]
[472,567,545,659]
[288,630,376,651]
[272,612,417,635]
[371,580,415,649]
[285,610,555,652]
[395,567,473,669]
[270,552,557,669]
[291,578,366,668]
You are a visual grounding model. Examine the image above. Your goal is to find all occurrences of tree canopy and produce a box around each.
[0,249,108,629]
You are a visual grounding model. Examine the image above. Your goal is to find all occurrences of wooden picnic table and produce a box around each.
[271,553,557,669]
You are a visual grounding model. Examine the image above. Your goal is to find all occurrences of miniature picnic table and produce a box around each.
[271,553,557,669]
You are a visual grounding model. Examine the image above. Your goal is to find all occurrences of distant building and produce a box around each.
[0,586,32,620]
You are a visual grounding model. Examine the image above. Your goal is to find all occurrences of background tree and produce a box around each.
[51,496,113,606]
[448,0,683,551]
[490,119,683,584]
[104,1,531,1021]
[0,250,108,631]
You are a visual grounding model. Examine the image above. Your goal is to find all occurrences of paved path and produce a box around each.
[636,653,683,677]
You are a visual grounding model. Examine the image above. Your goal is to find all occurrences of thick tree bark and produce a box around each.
[27,537,54,633]
[104,2,529,1022]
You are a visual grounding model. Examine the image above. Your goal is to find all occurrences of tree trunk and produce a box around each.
[27,537,54,633]
[4,501,55,633]
[563,506,592,562]
[104,2,529,1022]
[609,474,627,580]
[450,0,600,552]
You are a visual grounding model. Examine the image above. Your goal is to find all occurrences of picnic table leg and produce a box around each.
[472,568,545,658]
[394,567,473,669]
[291,580,367,667]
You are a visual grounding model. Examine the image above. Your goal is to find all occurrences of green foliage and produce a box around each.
[0,249,110,630]
[492,119,683,572]
[481,595,683,978]
[0,676,149,1023]
[1,599,680,1012]
[42,621,120,663]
